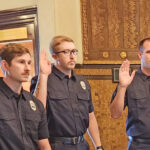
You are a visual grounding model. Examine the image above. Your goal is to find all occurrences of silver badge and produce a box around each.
[80,81,86,90]
[29,100,36,111]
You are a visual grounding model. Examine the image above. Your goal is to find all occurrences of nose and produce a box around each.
[70,52,76,59]
[25,63,31,71]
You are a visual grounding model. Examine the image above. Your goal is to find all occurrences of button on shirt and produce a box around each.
[111,68,150,138]
[31,66,94,137]
[0,78,49,150]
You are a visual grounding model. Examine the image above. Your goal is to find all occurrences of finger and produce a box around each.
[48,60,51,65]
[120,61,126,71]
[124,60,130,71]
[130,70,136,80]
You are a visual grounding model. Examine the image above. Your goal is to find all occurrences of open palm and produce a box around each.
[40,50,51,75]
[119,60,135,88]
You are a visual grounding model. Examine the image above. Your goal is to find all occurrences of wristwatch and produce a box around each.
[96,145,104,150]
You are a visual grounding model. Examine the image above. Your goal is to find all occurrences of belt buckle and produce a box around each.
[73,137,78,144]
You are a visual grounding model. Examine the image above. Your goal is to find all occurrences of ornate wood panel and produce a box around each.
[81,0,150,64]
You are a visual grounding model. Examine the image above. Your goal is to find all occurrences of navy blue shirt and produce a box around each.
[111,68,150,138]
[31,66,94,137]
[0,78,49,150]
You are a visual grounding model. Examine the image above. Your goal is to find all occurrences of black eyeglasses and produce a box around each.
[55,49,78,56]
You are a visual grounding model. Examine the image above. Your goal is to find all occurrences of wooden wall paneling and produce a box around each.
[81,0,150,64]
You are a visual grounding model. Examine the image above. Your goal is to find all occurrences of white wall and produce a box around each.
[37,0,55,61]
[0,0,83,63]
[54,0,83,63]
[0,0,36,10]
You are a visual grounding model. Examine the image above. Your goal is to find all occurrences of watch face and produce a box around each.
[97,145,104,150]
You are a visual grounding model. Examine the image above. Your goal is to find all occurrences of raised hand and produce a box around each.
[40,50,51,75]
[119,60,135,88]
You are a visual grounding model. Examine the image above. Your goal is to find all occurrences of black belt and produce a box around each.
[50,135,84,145]
[129,136,150,144]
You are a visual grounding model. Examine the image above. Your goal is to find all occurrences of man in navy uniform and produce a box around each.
[110,38,150,150]
[31,35,104,150]
[0,43,51,150]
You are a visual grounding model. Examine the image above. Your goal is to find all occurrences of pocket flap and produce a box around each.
[77,92,90,101]
[48,90,68,100]
[0,113,15,120]
[25,114,41,121]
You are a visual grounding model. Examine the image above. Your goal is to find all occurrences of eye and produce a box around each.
[19,60,25,64]
[71,49,78,55]
[146,51,150,54]
[63,49,70,54]
[28,60,32,65]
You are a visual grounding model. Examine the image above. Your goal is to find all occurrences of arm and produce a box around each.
[34,50,51,108]
[38,139,51,150]
[110,60,135,118]
[88,112,102,149]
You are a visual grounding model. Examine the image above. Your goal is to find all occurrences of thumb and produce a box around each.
[130,70,136,80]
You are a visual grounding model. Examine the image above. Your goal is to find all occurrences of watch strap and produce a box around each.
[96,145,104,150]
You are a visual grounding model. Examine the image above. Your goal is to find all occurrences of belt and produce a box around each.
[50,135,84,145]
[129,136,150,144]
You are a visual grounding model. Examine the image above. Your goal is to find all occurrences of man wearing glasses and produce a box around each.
[31,36,103,150]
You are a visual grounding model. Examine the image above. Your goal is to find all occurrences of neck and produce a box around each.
[141,68,150,76]
[55,65,72,77]
[3,77,22,94]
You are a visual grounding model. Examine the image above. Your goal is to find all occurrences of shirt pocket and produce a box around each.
[0,113,16,136]
[48,90,69,113]
[77,92,90,113]
[77,92,90,127]
[130,88,147,109]
[24,114,41,140]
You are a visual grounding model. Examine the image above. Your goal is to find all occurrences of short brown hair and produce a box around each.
[50,35,74,54]
[0,43,30,65]
[139,37,150,52]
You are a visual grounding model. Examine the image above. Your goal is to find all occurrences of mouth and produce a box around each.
[22,73,30,77]
[69,61,75,64]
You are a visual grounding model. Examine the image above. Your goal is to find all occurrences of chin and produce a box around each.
[21,78,29,82]
[68,67,75,70]
[69,64,75,69]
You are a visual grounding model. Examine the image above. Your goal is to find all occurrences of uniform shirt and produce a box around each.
[31,66,94,137]
[0,78,49,150]
[111,68,150,138]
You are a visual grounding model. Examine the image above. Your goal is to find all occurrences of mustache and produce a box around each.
[68,61,76,63]
[22,72,30,75]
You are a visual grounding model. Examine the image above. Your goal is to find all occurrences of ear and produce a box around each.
[138,52,142,60]
[1,60,9,72]
[52,54,58,60]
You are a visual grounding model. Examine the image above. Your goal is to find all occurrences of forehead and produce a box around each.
[143,40,150,51]
[12,53,31,61]
[57,41,75,50]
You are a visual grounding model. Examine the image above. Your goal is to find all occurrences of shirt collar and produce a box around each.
[52,65,76,80]
[137,68,150,81]
[0,77,25,100]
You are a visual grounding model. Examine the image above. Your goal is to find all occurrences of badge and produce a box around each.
[80,81,86,90]
[29,100,36,111]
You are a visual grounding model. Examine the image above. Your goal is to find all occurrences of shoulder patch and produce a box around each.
[80,81,86,90]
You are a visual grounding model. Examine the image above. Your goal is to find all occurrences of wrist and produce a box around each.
[39,73,49,78]
[96,145,104,150]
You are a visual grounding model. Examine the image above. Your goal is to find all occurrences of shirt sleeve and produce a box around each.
[37,101,49,140]
[88,89,94,113]
[85,79,94,113]
[30,75,38,94]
